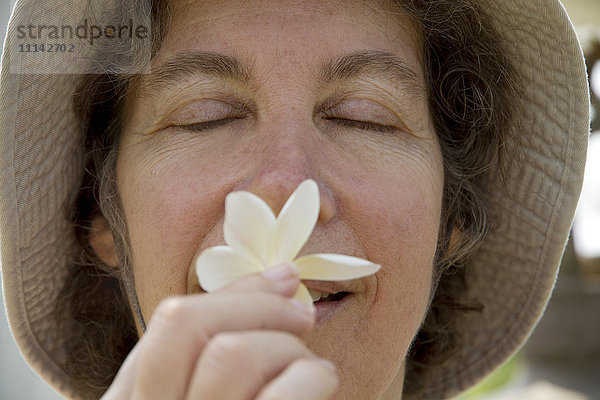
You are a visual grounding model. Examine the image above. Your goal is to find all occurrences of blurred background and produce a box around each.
[1,0,599,398]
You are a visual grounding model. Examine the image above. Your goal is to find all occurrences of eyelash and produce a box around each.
[177,117,241,132]
[175,116,397,135]
[326,118,397,134]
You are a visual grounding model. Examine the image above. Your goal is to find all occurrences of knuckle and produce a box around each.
[203,333,252,367]
[151,296,190,327]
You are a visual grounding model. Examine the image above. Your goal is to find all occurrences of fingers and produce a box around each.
[131,292,314,400]
[186,330,316,399]
[106,263,317,400]
[256,358,339,400]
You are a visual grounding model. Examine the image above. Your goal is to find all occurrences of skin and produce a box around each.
[94,0,445,398]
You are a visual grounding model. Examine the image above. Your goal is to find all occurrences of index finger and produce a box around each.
[216,262,300,298]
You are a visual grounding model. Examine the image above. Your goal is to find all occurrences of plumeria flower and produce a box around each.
[195,179,380,310]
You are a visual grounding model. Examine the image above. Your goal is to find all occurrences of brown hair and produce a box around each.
[398,0,518,395]
[64,0,519,397]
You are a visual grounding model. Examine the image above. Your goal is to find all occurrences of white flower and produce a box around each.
[195,179,380,309]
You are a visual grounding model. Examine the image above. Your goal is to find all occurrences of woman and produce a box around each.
[0,0,590,399]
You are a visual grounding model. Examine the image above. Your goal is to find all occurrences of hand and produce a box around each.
[101,263,338,400]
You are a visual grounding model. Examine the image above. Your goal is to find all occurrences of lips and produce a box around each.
[303,279,357,296]
[302,280,359,324]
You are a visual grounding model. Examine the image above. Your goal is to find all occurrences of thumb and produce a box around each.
[216,262,300,298]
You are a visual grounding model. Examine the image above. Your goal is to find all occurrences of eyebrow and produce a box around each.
[141,51,251,92]
[321,50,422,91]
[140,49,423,95]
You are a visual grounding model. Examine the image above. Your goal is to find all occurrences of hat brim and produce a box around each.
[423,0,589,397]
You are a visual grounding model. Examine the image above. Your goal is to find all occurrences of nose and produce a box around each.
[242,129,335,224]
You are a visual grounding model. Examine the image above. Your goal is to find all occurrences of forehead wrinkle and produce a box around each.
[139,51,253,95]
[321,50,424,94]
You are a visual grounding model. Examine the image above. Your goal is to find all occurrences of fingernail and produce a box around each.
[289,298,315,315]
[263,263,297,282]
[316,358,337,373]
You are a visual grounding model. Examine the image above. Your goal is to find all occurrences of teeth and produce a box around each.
[308,289,338,302]
[309,289,322,302]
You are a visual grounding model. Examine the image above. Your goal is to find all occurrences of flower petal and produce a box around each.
[224,190,277,266]
[295,254,380,281]
[195,246,262,292]
[293,283,315,314]
[275,179,320,262]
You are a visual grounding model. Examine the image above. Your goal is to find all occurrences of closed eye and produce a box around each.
[174,117,397,134]
[175,117,242,132]
[326,118,398,134]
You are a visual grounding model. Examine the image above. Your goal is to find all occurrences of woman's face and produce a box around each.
[116,0,444,397]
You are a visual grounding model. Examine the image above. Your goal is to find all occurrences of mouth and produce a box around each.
[309,289,350,302]
[304,281,355,325]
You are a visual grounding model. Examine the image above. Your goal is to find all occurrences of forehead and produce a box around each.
[135,0,425,103]
[152,0,423,72]
[164,0,412,32]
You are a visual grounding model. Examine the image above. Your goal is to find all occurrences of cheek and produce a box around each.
[316,149,442,396]
[356,153,442,323]
[116,147,238,315]
[351,168,440,327]
[337,138,444,275]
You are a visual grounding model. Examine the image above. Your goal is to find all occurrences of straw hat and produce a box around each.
[0,0,589,398]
